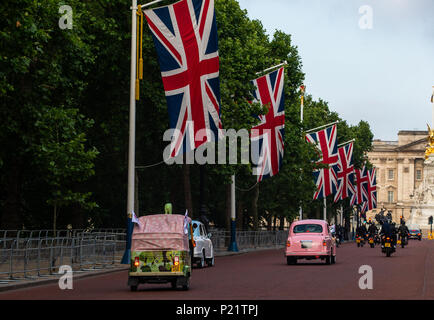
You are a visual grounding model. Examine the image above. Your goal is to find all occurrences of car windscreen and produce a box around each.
[410,230,420,233]
[192,222,201,237]
[293,224,323,234]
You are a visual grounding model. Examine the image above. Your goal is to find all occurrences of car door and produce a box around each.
[201,224,212,258]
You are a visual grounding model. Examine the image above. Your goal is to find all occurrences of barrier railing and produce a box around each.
[0,228,287,285]
[210,230,288,251]
[0,233,125,283]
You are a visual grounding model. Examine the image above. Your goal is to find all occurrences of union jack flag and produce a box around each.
[334,142,355,202]
[360,201,368,214]
[362,168,377,211]
[305,124,339,199]
[144,0,222,158]
[353,165,369,205]
[251,67,285,182]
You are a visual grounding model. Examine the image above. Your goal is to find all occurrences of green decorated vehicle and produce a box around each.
[127,213,194,291]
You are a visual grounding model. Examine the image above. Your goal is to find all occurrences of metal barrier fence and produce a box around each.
[0,229,287,284]
[210,230,289,252]
[0,232,126,284]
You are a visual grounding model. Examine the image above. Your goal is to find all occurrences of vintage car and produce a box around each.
[192,220,215,268]
[285,219,336,265]
[127,214,194,291]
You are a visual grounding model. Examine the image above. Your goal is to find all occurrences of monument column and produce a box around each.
[432,86,434,127]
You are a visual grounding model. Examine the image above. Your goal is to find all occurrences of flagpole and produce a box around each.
[324,197,327,221]
[299,85,305,221]
[228,174,238,251]
[305,120,339,134]
[337,139,355,148]
[255,61,287,76]
[121,0,138,264]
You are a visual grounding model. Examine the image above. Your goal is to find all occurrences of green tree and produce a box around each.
[35,107,99,232]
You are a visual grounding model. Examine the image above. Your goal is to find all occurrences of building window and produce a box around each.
[388,191,394,203]
[388,169,394,180]
[416,169,422,180]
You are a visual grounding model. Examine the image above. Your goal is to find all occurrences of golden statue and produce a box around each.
[425,124,434,160]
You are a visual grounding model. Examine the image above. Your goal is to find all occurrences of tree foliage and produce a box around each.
[0,0,374,230]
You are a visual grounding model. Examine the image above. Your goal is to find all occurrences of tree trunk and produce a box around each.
[1,161,22,229]
[279,216,284,230]
[182,164,193,218]
[225,183,231,232]
[236,199,244,230]
[252,184,259,231]
[53,204,57,237]
[315,205,321,219]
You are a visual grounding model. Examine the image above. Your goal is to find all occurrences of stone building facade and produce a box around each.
[366,131,428,223]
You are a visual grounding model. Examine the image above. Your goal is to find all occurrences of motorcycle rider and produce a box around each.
[368,222,378,238]
[356,223,368,241]
[380,218,397,248]
[398,221,410,244]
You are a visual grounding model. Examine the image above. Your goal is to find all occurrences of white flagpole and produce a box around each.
[338,139,355,148]
[299,85,305,221]
[324,197,327,221]
[255,61,287,76]
[122,0,138,264]
[305,120,339,134]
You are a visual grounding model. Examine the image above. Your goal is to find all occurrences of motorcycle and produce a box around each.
[399,233,408,248]
[381,236,395,257]
[356,235,365,247]
[333,234,340,248]
[374,234,381,245]
[368,235,375,248]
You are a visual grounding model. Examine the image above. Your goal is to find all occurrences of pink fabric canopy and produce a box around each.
[132,214,191,251]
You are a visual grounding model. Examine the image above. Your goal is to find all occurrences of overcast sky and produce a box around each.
[237,0,434,141]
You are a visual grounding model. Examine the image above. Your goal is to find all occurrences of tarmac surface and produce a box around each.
[0,240,433,300]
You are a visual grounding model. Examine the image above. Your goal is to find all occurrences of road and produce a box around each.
[1,239,434,300]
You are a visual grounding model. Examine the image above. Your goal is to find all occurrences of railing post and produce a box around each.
[9,240,15,280]
[37,239,42,277]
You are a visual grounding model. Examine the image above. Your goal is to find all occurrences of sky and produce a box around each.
[237,0,434,141]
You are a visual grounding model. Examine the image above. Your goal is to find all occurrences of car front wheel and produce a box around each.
[206,255,215,267]
[198,250,205,268]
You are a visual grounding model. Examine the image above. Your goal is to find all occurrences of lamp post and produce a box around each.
[299,85,305,221]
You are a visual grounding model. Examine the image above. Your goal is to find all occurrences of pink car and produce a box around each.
[285,219,336,265]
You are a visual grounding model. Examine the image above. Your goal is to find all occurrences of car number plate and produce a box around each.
[301,241,312,249]
[385,243,391,248]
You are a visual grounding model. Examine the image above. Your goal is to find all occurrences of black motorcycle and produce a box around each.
[381,235,396,257]
[368,234,376,248]
[374,234,381,245]
[399,233,408,248]
[356,234,365,247]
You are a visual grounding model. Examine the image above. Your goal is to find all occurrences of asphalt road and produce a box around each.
[1,239,434,300]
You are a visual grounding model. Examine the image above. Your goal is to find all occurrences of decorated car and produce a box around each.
[127,213,194,291]
[285,219,336,265]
